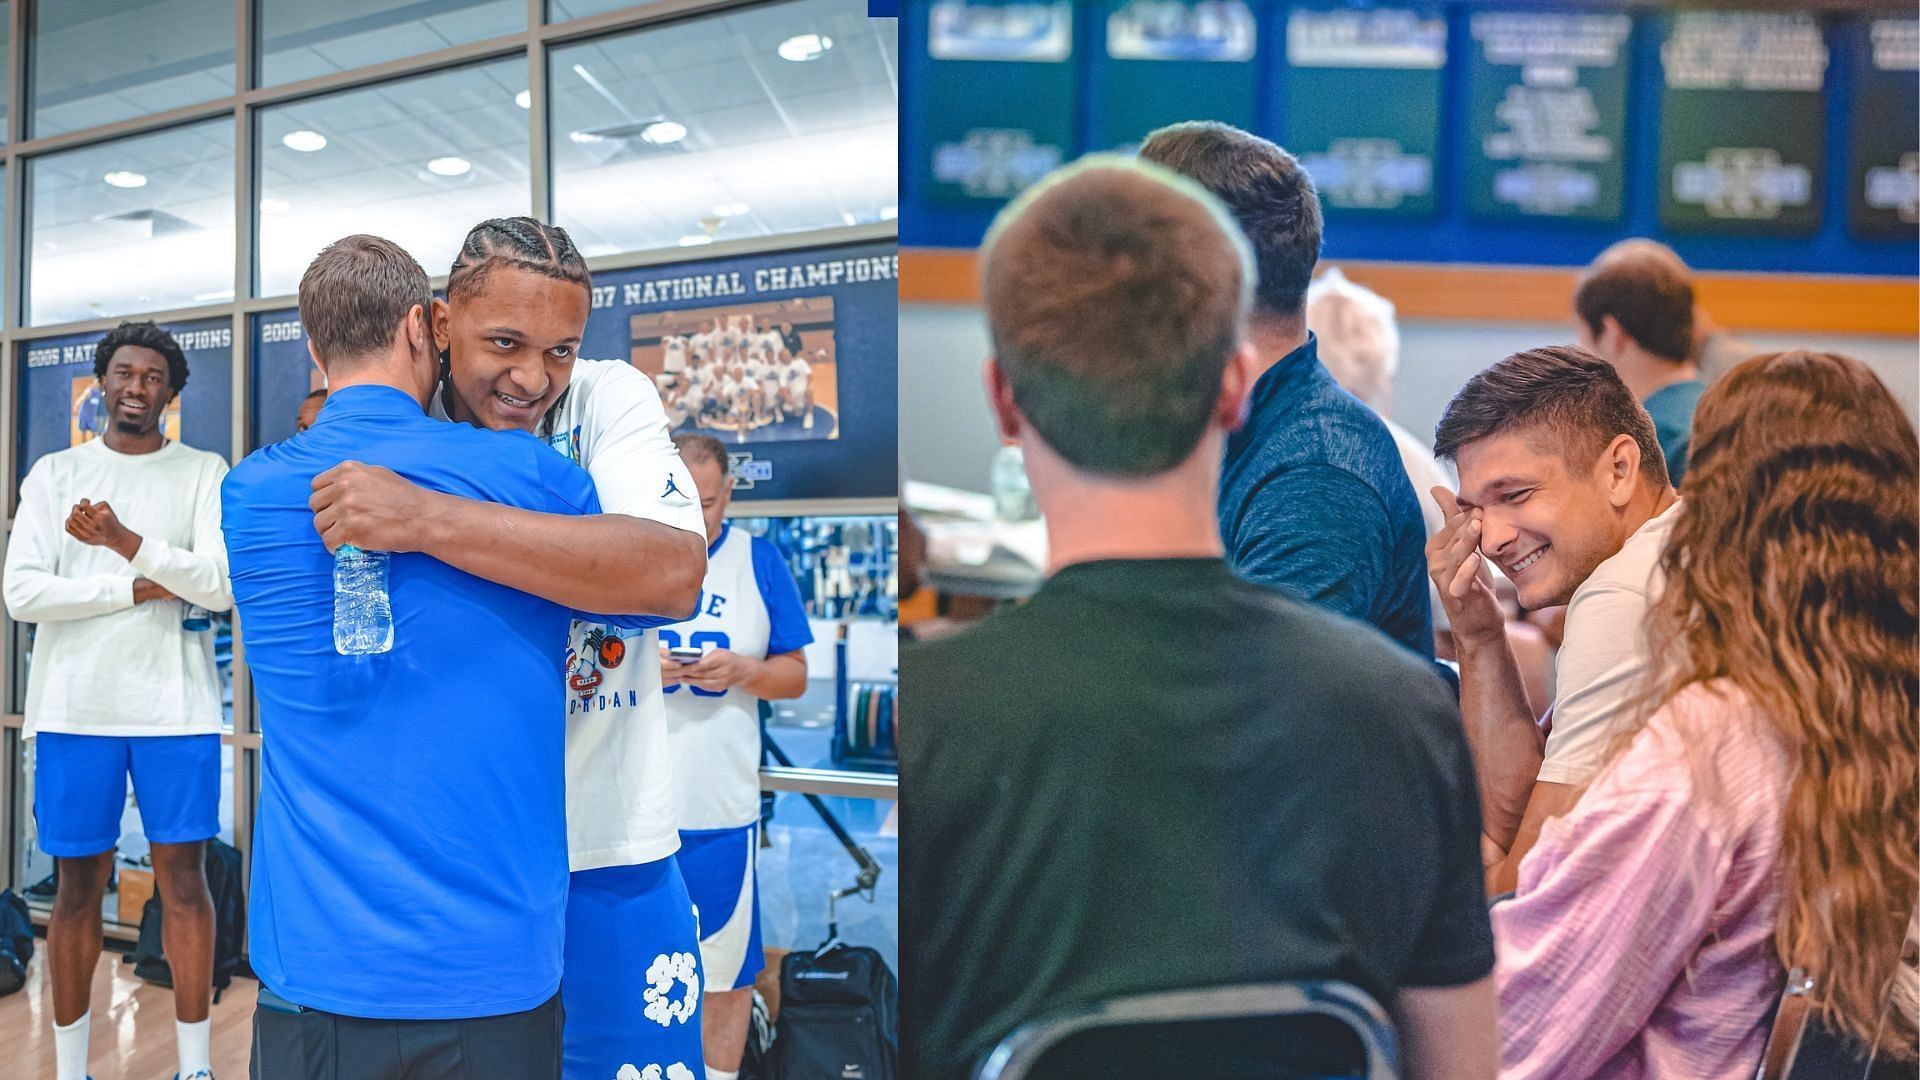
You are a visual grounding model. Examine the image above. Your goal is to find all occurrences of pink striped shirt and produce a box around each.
[1495,680,1792,1079]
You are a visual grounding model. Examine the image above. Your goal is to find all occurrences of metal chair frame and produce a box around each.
[975,980,1399,1080]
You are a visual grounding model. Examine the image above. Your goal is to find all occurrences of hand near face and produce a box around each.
[680,648,756,694]
[66,499,142,561]
[309,461,437,554]
[1425,486,1504,645]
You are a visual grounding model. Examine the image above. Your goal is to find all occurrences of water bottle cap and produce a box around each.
[336,544,361,556]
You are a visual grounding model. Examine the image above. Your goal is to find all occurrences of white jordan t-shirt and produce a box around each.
[435,359,706,870]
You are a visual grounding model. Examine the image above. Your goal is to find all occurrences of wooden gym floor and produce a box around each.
[0,948,255,1079]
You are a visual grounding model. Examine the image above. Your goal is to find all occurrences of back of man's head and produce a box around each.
[1434,344,1670,490]
[1305,267,1399,412]
[981,154,1254,477]
[1138,121,1322,321]
[298,235,432,371]
[1573,239,1694,363]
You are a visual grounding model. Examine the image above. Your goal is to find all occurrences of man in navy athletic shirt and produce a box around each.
[223,235,599,1079]
[1140,122,1434,661]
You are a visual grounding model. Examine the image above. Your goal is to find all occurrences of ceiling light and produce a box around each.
[193,289,235,302]
[778,33,832,62]
[282,130,327,152]
[260,197,291,214]
[881,205,898,220]
[639,120,687,146]
[678,235,714,247]
[568,130,607,144]
[103,171,147,188]
[713,201,751,218]
[427,156,472,177]
[514,89,531,109]
[842,211,858,226]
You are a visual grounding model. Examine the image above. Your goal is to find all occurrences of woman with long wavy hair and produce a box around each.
[1494,350,1918,1078]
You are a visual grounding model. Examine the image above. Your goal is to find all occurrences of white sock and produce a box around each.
[53,1011,90,1080]
[706,1069,739,1080]
[177,1017,212,1077]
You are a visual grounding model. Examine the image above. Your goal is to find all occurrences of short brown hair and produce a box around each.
[298,235,432,369]
[673,433,730,472]
[1574,240,1695,363]
[981,156,1253,477]
[1434,345,1670,489]
[1138,121,1322,319]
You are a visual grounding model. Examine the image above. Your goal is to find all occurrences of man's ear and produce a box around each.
[1599,314,1631,358]
[306,339,326,381]
[1214,342,1261,433]
[1602,433,1643,507]
[430,297,451,353]
[983,357,1022,445]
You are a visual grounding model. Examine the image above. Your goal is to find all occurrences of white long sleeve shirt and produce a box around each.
[4,438,232,737]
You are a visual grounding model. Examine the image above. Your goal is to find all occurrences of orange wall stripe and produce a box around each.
[900,248,1919,337]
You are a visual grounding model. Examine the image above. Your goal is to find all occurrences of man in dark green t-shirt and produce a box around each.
[1574,240,1707,485]
[901,156,1496,1080]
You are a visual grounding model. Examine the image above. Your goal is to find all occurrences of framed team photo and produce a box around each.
[628,297,840,444]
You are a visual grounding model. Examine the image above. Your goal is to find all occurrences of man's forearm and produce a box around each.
[741,652,807,700]
[418,493,705,618]
[1456,629,1545,851]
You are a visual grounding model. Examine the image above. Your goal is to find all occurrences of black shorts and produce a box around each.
[250,988,563,1080]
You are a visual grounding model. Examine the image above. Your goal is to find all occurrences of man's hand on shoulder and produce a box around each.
[132,577,177,604]
[310,461,446,554]
[66,499,142,561]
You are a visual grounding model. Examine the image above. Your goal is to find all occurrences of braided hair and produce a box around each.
[446,216,591,301]
[442,217,593,435]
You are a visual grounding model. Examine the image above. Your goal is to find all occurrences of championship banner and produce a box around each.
[1282,5,1446,218]
[1657,11,1826,236]
[920,0,1075,208]
[18,317,233,488]
[1465,11,1631,223]
[1848,16,1918,241]
[1098,0,1258,151]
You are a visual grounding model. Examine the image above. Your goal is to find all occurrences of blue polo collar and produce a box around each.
[311,384,425,425]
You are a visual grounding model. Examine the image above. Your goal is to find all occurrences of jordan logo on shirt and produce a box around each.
[661,475,690,503]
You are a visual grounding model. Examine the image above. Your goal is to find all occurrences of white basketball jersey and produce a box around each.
[662,526,771,830]
[434,360,709,871]
[662,337,686,372]
[786,358,812,391]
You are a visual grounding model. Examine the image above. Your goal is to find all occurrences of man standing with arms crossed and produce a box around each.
[5,321,232,1080]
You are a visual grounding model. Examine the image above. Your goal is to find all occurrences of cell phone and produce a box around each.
[667,646,706,663]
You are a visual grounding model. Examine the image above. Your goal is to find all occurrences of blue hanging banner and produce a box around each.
[17,317,234,492]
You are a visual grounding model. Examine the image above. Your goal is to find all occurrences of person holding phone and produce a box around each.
[658,433,813,1080]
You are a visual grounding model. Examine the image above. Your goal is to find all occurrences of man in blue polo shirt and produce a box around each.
[222,235,599,1078]
[1139,122,1434,661]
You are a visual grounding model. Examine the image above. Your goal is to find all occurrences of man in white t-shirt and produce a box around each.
[1427,346,1679,895]
[689,320,716,366]
[3,321,233,1080]
[782,350,814,430]
[660,334,688,398]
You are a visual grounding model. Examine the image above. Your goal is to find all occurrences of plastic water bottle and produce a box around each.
[991,445,1039,522]
[333,545,393,655]
[181,605,212,631]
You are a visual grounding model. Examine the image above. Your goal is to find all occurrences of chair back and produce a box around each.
[975,980,1398,1080]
